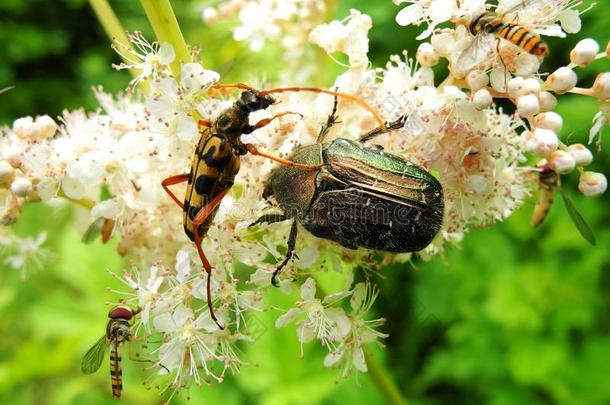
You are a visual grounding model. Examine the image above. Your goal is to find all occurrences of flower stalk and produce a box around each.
[139,0,190,79]
[88,0,139,79]
[364,347,408,405]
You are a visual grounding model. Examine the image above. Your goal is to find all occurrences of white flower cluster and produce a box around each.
[1,1,608,399]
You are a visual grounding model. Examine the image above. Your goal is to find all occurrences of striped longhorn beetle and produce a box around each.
[161,83,386,329]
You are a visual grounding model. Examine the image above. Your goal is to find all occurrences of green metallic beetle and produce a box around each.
[254,99,444,286]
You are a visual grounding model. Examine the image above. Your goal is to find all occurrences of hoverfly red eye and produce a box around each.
[108,306,133,320]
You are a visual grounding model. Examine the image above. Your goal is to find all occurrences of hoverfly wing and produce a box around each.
[559,187,596,246]
[82,217,105,244]
[81,335,107,374]
[454,33,494,74]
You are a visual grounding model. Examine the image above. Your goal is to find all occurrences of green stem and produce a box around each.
[139,0,190,79]
[364,347,408,405]
[88,0,138,79]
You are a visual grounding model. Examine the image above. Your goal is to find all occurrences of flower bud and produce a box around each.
[431,31,454,57]
[0,161,14,184]
[416,42,439,67]
[546,66,577,93]
[534,112,563,133]
[11,177,32,197]
[517,94,540,117]
[524,128,559,156]
[523,78,541,95]
[1,198,20,225]
[35,115,58,139]
[592,72,610,100]
[507,76,526,98]
[567,144,593,166]
[472,88,492,110]
[570,38,599,67]
[578,171,607,196]
[548,150,575,174]
[13,116,38,139]
[538,91,557,112]
[466,70,489,91]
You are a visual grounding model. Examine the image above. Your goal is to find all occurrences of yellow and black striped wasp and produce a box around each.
[457,0,550,70]
[81,305,141,400]
[161,83,386,329]
[531,163,596,245]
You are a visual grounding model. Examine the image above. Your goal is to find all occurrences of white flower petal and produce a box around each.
[300,277,317,301]
[395,4,423,27]
[275,308,301,328]
[559,9,581,34]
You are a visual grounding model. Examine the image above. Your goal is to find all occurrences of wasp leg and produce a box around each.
[244,144,321,171]
[161,174,189,209]
[192,188,231,330]
[317,92,341,143]
[249,213,288,228]
[271,220,299,288]
[358,115,408,142]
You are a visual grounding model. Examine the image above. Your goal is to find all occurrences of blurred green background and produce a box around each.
[1,1,609,404]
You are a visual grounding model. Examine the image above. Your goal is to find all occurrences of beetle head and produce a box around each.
[240,90,275,112]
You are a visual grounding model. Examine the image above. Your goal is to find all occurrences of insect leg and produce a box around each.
[244,144,321,171]
[244,111,304,133]
[249,213,288,228]
[271,220,299,287]
[260,87,386,130]
[161,174,189,209]
[317,93,340,143]
[192,188,231,330]
[198,119,212,128]
[358,115,408,142]
[126,338,170,373]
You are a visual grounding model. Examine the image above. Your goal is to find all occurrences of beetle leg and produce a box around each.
[207,83,253,96]
[198,119,212,129]
[243,111,304,134]
[271,220,299,287]
[358,115,408,142]
[192,188,231,330]
[244,144,321,171]
[317,93,341,143]
[161,174,189,209]
[249,213,288,228]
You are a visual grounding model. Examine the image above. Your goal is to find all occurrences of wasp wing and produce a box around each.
[81,335,107,374]
[559,187,596,246]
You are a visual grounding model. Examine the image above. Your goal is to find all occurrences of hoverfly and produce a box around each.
[82,217,116,244]
[531,164,596,245]
[81,305,140,400]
